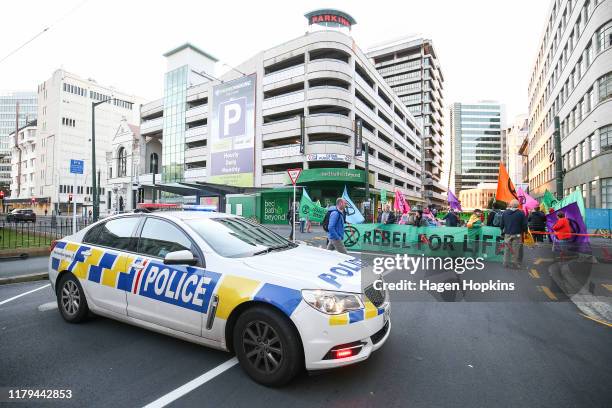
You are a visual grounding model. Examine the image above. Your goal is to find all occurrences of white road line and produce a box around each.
[142,357,239,408]
[0,284,49,306]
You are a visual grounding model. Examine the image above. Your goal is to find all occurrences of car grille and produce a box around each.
[364,284,385,307]
[371,321,389,345]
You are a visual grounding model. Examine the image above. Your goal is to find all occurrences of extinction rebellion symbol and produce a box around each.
[344,225,360,248]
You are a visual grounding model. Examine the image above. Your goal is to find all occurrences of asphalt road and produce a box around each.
[0,256,48,278]
[1,251,610,408]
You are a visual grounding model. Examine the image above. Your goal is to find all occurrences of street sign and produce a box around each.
[70,159,84,174]
[287,168,302,186]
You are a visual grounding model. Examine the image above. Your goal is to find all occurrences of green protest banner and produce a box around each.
[299,190,327,222]
[541,190,557,211]
[381,189,387,203]
[553,188,586,218]
[343,223,504,261]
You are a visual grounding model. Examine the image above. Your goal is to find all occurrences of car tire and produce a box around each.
[233,306,303,387]
[56,274,89,323]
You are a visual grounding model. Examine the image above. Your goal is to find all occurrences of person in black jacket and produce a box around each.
[500,200,528,268]
[528,206,547,242]
[443,209,459,227]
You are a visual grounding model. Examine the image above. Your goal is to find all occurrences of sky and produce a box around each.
[0,0,551,115]
[0,0,551,179]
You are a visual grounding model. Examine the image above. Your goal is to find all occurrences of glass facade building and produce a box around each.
[0,91,37,186]
[161,65,188,183]
[450,102,505,192]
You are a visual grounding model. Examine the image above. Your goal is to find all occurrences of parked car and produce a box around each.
[6,209,37,223]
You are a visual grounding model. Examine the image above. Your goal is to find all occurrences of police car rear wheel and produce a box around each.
[57,274,89,323]
[234,307,302,386]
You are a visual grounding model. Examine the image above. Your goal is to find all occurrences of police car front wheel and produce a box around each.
[57,274,89,323]
[233,306,303,386]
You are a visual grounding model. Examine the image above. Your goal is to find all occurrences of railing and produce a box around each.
[0,218,93,250]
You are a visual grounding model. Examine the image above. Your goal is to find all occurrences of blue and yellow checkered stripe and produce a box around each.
[328,300,386,326]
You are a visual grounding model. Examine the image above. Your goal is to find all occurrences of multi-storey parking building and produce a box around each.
[139,12,425,218]
[527,0,612,207]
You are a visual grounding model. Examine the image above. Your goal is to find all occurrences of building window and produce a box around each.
[597,21,612,52]
[600,124,612,151]
[598,72,612,101]
[117,147,127,177]
[602,178,612,209]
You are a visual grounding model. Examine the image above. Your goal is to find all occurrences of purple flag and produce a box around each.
[447,190,462,211]
[545,202,591,253]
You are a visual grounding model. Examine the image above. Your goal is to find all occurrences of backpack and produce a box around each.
[322,209,337,232]
[492,210,503,227]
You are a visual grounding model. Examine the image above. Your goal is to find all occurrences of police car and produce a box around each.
[48,211,390,386]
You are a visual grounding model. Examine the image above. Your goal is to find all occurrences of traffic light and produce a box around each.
[68,194,73,203]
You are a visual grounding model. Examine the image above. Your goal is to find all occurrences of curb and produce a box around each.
[0,247,50,259]
[0,273,48,285]
[549,262,612,325]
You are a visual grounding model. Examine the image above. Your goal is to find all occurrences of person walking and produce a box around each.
[500,199,528,268]
[443,208,459,227]
[528,206,547,242]
[326,198,348,254]
[305,213,312,233]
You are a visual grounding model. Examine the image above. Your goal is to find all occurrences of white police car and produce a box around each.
[49,211,390,386]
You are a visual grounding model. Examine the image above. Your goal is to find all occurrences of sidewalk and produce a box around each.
[0,255,49,285]
[265,224,328,247]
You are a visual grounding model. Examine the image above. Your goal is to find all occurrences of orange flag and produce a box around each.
[495,162,520,205]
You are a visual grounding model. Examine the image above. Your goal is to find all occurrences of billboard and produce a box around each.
[209,74,256,187]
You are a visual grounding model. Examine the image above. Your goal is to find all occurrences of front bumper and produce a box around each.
[292,301,391,370]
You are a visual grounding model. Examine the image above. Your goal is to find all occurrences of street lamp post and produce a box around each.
[91,98,116,221]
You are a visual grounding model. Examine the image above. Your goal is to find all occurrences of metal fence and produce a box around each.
[0,218,92,250]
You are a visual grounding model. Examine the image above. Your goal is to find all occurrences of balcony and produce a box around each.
[186,105,208,120]
[185,125,207,143]
[261,145,301,160]
[141,117,163,135]
[185,146,208,162]
[262,91,305,111]
[263,65,305,86]
[184,167,207,181]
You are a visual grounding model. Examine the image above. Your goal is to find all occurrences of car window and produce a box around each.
[137,218,193,259]
[185,217,290,258]
[86,217,140,251]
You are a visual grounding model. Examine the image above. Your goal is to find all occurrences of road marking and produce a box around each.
[38,301,58,312]
[538,286,558,301]
[602,284,612,293]
[142,357,238,408]
[533,258,554,265]
[579,313,612,328]
[529,269,540,279]
[0,284,49,306]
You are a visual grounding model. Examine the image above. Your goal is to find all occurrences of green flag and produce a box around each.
[299,189,327,223]
[553,188,586,218]
[541,190,557,212]
[381,189,387,203]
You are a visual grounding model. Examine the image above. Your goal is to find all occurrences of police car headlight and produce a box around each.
[301,290,364,315]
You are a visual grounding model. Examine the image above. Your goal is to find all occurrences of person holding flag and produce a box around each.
[447,190,462,211]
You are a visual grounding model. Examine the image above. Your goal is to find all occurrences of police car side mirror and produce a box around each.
[164,250,198,266]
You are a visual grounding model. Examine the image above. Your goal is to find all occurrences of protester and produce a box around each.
[443,208,459,227]
[398,212,410,225]
[528,205,547,242]
[410,210,427,227]
[487,203,503,228]
[377,204,396,224]
[326,198,348,254]
[551,211,572,252]
[305,212,312,233]
[466,209,483,242]
[299,212,306,233]
[287,205,295,239]
[500,199,528,268]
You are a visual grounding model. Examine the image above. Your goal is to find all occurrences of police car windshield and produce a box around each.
[185,217,291,258]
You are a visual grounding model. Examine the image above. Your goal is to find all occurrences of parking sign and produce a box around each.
[70,159,84,174]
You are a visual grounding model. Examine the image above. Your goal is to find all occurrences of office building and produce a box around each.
[367,37,446,207]
[30,69,140,215]
[450,101,506,192]
[458,183,497,211]
[139,10,425,219]
[0,91,37,190]
[527,0,612,207]
[503,114,529,186]
[8,121,38,202]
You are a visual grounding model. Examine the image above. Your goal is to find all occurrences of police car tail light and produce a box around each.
[324,341,365,360]
[301,290,364,315]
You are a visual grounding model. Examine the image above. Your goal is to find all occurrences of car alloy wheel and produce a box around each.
[242,320,283,375]
[61,280,81,317]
